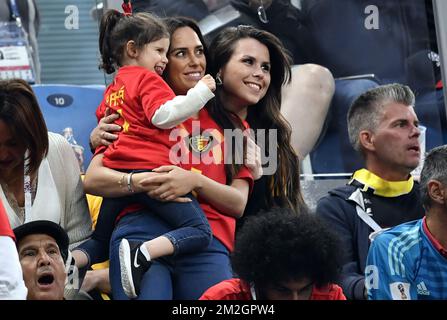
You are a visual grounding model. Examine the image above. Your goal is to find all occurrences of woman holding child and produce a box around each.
[86,14,301,299]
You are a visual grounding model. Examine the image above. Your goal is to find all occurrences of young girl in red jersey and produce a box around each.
[73,10,217,298]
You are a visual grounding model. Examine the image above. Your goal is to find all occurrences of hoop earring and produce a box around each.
[216,73,223,86]
[257,0,269,24]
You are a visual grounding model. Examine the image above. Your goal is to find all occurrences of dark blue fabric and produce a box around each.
[316,185,369,300]
[132,0,210,21]
[0,0,39,37]
[109,210,232,300]
[302,0,438,87]
[316,182,423,300]
[230,0,313,64]
[414,89,447,151]
[310,78,379,174]
[77,190,211,266]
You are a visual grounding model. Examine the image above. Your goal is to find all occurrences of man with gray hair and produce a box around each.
[316,83,424,300]
[366,145,447,300]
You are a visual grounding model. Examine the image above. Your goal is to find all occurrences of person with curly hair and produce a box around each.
[200,207,346,300]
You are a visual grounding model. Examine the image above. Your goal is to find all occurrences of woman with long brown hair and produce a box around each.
[206,25,305,226]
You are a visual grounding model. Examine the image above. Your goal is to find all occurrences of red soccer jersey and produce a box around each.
[0,200,14,239]
[199,278,347,300]
[168,108,253,252]
[115,108,253,251]
[95,65,177,169]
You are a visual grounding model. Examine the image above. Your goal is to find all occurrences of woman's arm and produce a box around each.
[89,109,121,150]
[196,175,249,218]
[152,78,215,129]
[139,166,249,218]
[47,133,92,248]
[81,268,111,295]
[83,154,157,197]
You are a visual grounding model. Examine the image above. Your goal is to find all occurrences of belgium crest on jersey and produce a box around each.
[189,134,213,153]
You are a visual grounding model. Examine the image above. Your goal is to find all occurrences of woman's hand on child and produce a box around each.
[81,269,111,294]
[200,74,216,92]
[138,166,198,202]
[90,108,121,149]
[244,136,263,180]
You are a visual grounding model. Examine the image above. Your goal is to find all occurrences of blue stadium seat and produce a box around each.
[32,84,105,170]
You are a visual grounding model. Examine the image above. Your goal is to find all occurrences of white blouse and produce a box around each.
[0,132,92,248]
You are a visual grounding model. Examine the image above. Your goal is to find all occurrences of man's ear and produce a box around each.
[427,179,446,206]
[125,40,138,59]
[359,130,375,152]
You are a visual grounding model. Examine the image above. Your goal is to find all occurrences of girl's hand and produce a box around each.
[244,136,263,180]
[200,74,216,92]
[138,166,199,202]
[89,108,121,149]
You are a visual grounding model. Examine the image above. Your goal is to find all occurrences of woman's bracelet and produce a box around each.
[127,172,135,193]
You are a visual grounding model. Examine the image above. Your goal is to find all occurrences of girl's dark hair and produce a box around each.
[208,25,304,210]
[0,79,48,176]
[162,16,209,75]
[99,10,169,74]
[232,208,342,289]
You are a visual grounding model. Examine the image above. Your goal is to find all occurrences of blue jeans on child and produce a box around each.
[77,189,212,265]
[109,210,232,300]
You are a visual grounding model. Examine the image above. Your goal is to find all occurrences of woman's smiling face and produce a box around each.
[218,38,271,116]
[165,26,207,95]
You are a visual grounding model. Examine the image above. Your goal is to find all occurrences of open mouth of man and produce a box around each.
[408,145,420,153]
[38,274,55,287]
